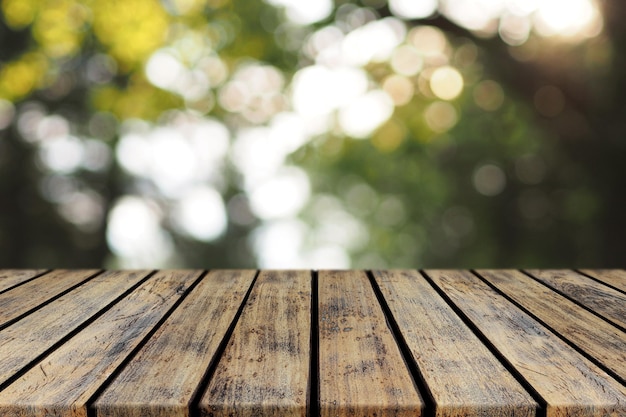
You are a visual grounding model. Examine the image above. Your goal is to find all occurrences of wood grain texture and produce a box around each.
[318,270,424,417]
[0,270,201,417]
[95,270,256,417]
[426,269,626,417]
[0,269,99,328]
[0,270,47,293]
[477,269,626,383]
[199,270,310,417]
[373,270,536,417]
[526,269,626,329]
[578,269,626,293]
[0,270,150,386]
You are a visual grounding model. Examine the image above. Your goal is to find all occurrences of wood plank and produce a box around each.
[94,270,256,417]
[426,269,626,417]
[0,270,47,293]
[477,269,626,383]
[0,269,99,328]
[0,270,150,387]
[526,269,626,329]
[373,270,536,417]
[0,270,202,417]
[318,271,424,417]
[579,269,626,293]
[199,270,310,417]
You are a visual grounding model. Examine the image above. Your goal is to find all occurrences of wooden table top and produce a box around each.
[0,269,624,417]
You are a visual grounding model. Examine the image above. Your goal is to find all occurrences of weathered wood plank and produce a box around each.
[0,269,99,328]
[373,270,536,417]
[95,270,256,417]
[526,269,626,329]
[477,269,626,383]
[199,270,310,417]
[318,270,424,417]
[0,270,201,417]
[0,270,150,387]
[426,269,626,417]
[0,270,47,293]
[578,269,626,293]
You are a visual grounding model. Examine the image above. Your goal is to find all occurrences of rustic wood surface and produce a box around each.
[526,269,626,330]
[0,269,98,328]
[95,270,256,417]
[199,270,311,417]
[477,269,626,383]
[373,270,536,417]
[0,270,47,293]
[318,270,424,417]
[0,270,200,417]
[578,269,626,293]
[0,269,624,417]
[426,269,626,417]
[0,270,150,386]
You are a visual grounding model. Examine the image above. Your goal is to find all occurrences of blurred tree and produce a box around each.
[0,0,622,268]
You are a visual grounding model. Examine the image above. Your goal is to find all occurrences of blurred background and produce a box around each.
[0,0,624,269]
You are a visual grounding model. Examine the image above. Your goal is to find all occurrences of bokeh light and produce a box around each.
[473,164,507,197]
[389,0,437,19]
[106,196,174,267]
[0,0,618,269]
[430,66,464,101]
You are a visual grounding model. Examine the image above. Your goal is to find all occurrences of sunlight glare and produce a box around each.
[232,127,287,188]
[253,219,307,268]
[145,50,184,90]
[172,186,227,241]
[342,18,406,66]
[304,246,351,269]
[389,0,437,19]
[117,118,229,198]
[505,0,539,16]
[338,90,394,138]
[440,0,503,33]
[107,196,173,266]
[499,13,531,45]
[292,65,368,116]
[534,0,601,38]
[249,167,311,219]
[38,135,84,173]
[265,0,332,25]
[148,128,196,196]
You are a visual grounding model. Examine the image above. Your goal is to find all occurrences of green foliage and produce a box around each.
[0,0,622,268]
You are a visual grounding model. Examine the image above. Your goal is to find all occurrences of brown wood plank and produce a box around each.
[373,270,536,417]
[318,270,424,417]
[0,270,150,387]
[199,270,310,417]
[477,269,626,383]
[579,269,626,293]
[0,269,99,327]
[526,269,626,329]
[0,270,47,292]
[0,270,201,417]
[94,270,256,417]
[426,269,626,417]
